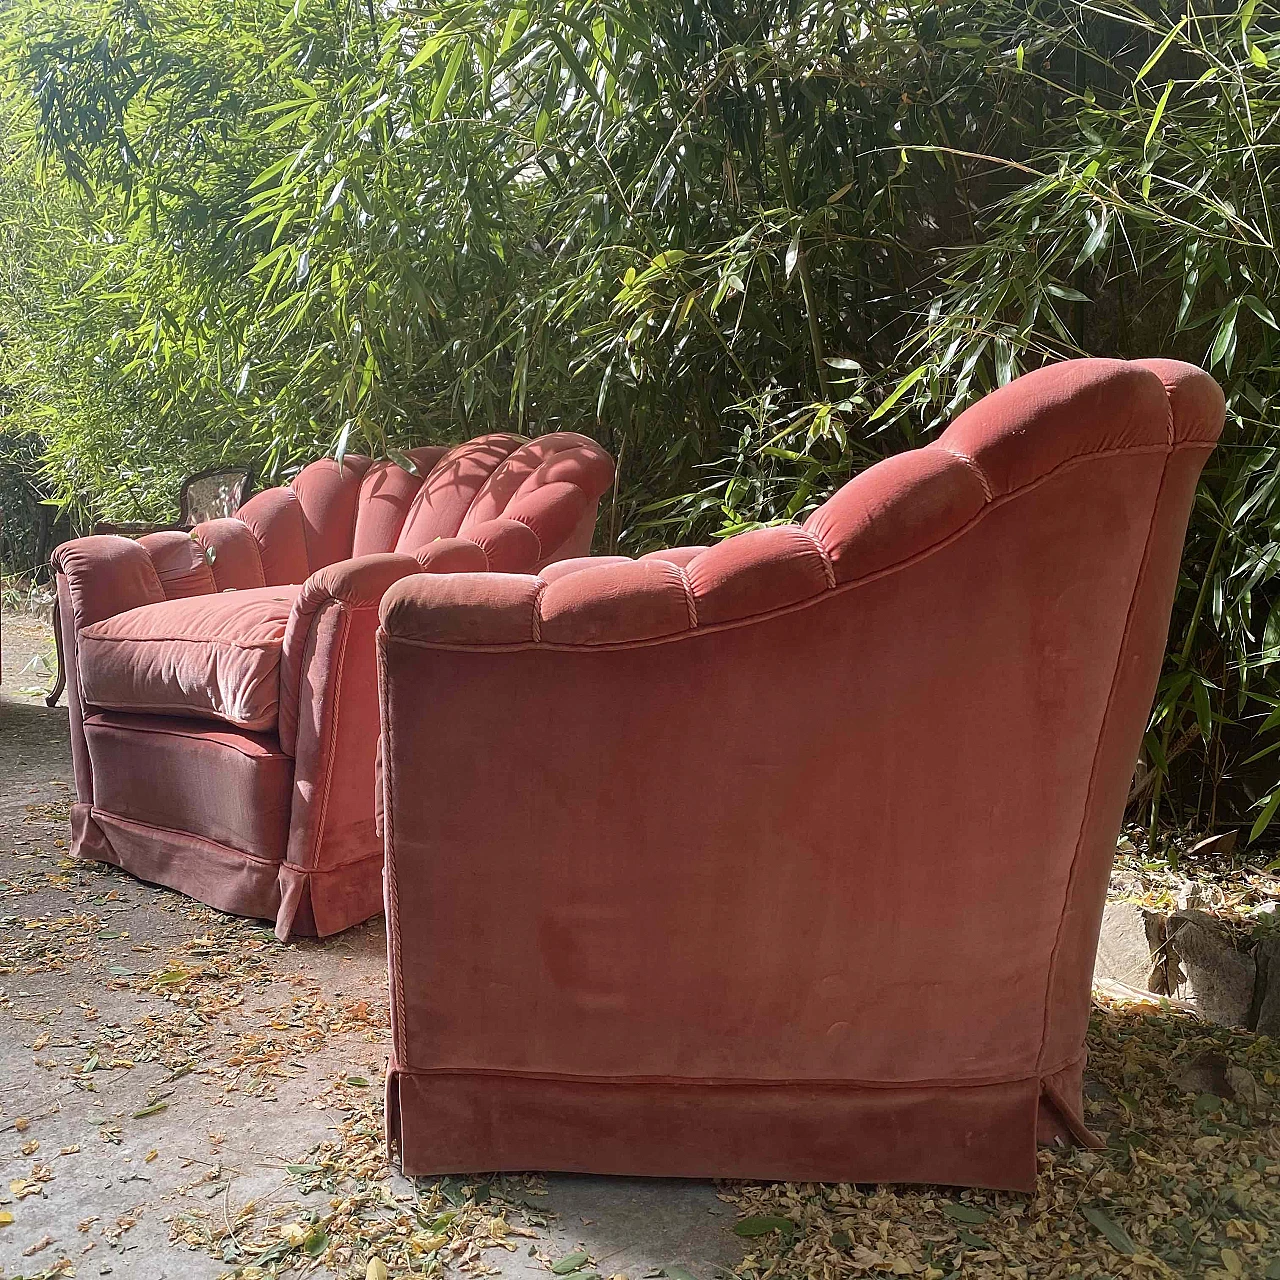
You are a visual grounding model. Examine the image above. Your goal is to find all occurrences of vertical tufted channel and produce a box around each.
[351,447,448,558]
[394,435,527,553]
[289,456,375,572]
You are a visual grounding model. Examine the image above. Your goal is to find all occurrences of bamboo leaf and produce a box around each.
[1082,1207,1136,1255]
[867,365,927,423]
[1144,80,1174,150]
[1136,17,1188,82]
[430,40,467,121]
[1249,789,1280,844]
[734,1216,795,1238]
[942,1203,990,1224]
[406,35,445,74]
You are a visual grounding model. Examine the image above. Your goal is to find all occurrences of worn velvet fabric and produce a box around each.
[53,433,614,939]
[376,359,1223,1189]
[78,586,298,730]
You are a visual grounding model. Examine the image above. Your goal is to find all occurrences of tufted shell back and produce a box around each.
[188,432,614,590]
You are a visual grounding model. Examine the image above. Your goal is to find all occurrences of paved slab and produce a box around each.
[0,609,745,1280]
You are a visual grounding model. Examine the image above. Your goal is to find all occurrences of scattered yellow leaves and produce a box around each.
[0,1211,13,1227]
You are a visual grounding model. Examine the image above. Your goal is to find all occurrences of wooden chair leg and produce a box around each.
[45,595,66,708]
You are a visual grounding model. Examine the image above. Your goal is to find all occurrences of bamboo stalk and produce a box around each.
[760,73,831,401]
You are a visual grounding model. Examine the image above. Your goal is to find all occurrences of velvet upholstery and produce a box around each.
[53,432,614,939]
[78,586,298,731]
[376,359,1223,1189]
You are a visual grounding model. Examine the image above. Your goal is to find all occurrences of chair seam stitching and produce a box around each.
[531,580,547,643]
[298,601,350,872]
[676,565,699,629]
[80,633,286,650]
[379,636,410,1068]
[795,527,837,589]
[90,808,283,868]
[935,446,994,501]
[387,1063,1053,1089]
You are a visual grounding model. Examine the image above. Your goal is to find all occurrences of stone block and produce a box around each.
[1168,910,1256,1029]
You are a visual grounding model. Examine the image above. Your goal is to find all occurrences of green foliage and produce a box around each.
[0,0,1279,845]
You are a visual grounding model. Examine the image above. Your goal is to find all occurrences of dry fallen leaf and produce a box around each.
[1221,1246,1245,1276]
[366,1258,389,1280]
[724,993,1280,1280]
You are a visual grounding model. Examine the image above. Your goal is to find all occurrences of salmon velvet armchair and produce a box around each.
[53,433,613,940]
[376,360,1222,1190]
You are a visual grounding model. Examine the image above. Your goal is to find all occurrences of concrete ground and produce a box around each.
[0,610,744,1280]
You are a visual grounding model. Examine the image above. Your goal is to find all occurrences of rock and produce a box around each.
[1224,1063,1269,1110]
[1168,910,1256,1029]
[1175,1053,1269,1109]
[1253,934,1280,1038]
[1095,897,1280,1035]
[1094,902,1173,991]
[1175,1052,1232,1097]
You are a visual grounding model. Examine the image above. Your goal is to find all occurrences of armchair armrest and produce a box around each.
[279,553,425,754]
[458,517,542,572]
[377,441,1006,652]
[278,544,492,754]
[52,535,166,631]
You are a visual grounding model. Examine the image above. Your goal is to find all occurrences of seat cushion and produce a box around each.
[78,586,299,732]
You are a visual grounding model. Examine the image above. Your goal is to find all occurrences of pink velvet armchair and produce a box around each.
[376,359,1222,1190]
[54,432,613,940]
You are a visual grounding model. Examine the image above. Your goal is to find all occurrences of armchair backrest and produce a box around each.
[177,432,612,594]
